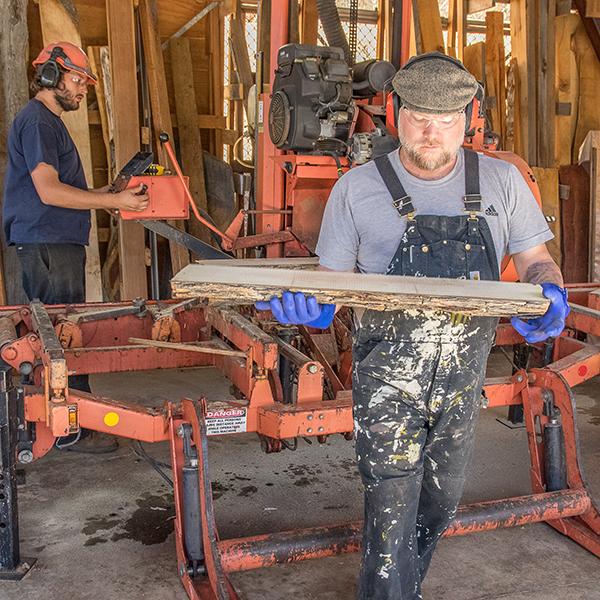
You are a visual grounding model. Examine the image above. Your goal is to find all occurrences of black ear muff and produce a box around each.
[38,46,68,89]
[464,82,485,135]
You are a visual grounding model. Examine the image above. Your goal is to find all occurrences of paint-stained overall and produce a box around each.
[353,150,499,599]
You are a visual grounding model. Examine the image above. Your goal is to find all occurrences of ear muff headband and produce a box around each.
[37,47,69,89]
[393,53,485,134]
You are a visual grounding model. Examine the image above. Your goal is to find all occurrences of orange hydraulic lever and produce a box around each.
[158,132,236,249]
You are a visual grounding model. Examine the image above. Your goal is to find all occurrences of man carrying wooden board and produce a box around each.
[257,53,568,599]
[2,42,148,448]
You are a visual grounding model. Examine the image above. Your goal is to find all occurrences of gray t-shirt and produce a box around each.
[315,148,553,274]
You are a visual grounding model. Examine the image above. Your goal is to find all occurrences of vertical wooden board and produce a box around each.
[485,11,506,142]
[139,0,190,275]
[573,22,600,164]
[413,0,445,54]
[209,8,224,156]
[510,0,535,163]
[505,57,520,154]
[463,42,485,80]
[300,0,319,45]
[537,0,556,168]
[170,37,212,247]
[0,0,29,305]
[559,165,590,283]
[554,14,580,167]
[107,0,148,300]
[532,167,561,266]
[580,132,600,280]
[447,0,458,57]
[38,0,103,302]
[230,15,254,107]
[257,0,271,81]
[456,0,467,60]
[586,0,600,17]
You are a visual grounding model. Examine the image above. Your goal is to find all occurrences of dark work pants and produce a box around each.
[352,319,494,600]
[16,243,90,393]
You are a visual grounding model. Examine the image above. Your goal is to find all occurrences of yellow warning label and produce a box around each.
[104,412,120,427]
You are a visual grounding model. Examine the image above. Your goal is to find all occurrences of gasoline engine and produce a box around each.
[268,44,399,164]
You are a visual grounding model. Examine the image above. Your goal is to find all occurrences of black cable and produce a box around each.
[133,440,173,487]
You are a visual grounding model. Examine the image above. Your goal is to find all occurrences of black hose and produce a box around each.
[316,0,353,65]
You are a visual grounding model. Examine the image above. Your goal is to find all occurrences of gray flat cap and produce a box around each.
[392,52,479,114]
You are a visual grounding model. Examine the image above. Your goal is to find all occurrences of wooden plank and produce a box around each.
[300,0,319,45]
[87,46,115,179]
[510,0,536,163]
[587,0,600,17]
[38,0,103,302]
[107,0,148,300]
[457,0,468,60]
[537,0,556,167]
[505,57,520,154]
[485,11,506,143]
[209,8,225,156]
[573,20,600,165]
[532,167,561,266]
[463,41,485,81]
[413,0,445,54]
[89,111,227,130]
[579,131,600,280]
[128,337,247,358]
[170,37,212,247]
[139,0,190,275]
[229,15,254,108]
[554,14,581,166]
[0,0,29,304]
[467,0,495,13]
[447,0,458,57]
[171,264,550,317]
[559,165,590,283]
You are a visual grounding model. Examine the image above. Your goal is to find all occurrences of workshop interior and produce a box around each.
[1,1,600,599]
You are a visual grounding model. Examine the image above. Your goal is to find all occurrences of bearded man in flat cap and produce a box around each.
[257,52,568,598]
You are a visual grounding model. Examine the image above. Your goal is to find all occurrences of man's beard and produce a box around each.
[398,130,462,171]
[53,87,81,112]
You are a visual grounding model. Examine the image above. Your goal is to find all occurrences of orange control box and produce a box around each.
[119,175,190,220]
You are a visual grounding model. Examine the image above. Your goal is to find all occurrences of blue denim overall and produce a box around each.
[353,150,499,599]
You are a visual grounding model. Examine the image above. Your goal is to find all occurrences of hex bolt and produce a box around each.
[18,450,33,464]
[307,364,318,374]
[179,563,185,577]
[516,375,523,382]
[307,428,313,434]
[318,414,325,420]
[318,427,324,432]
[307,414,313,421]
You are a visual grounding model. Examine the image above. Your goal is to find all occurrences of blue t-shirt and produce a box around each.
[3,99,91,246]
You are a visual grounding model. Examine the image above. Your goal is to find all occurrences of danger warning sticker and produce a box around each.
[206,406,247,436]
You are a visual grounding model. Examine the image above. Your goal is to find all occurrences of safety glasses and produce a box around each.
[401,107,465,130]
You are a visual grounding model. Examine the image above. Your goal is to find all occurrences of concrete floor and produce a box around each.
[2,351,600,600]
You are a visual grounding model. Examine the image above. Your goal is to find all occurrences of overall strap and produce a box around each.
[463,149,482,214]
[374,155,415,218]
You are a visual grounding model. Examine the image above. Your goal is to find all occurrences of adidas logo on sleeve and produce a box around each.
[484,204,499,216]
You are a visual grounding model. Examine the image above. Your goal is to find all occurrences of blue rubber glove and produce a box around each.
[511,282,570,343]
[255,291,336,329]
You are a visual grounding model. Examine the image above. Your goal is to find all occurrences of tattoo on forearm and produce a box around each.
[524,260,564,287]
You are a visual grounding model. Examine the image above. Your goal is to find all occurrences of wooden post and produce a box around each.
[579,132,600,280]
[532,167,561,266]
[170,37,212,247]
[38,0,103,302]
[230,14,254,112]
[413,0,445,54]
[107,0,148,300]
[485,11,506,143]
[510,0,537,163]
[0,0,29,304]
[554,14,580,166]
[537,0,556,167]
[300,0,319,45]
[457,0,467,61]
[573,20,600,164]
[447,0,458,58]
[138,0,190,275]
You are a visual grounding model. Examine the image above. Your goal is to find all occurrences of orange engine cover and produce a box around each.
[119,175,190,220]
